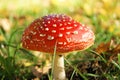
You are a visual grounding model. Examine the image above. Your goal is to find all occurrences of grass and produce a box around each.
[0,0,120,80]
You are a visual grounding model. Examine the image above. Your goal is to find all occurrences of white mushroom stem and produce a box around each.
[53,54,66,80]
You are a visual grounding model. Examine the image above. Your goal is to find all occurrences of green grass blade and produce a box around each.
[118,54,120,65]
[90,50,107,63]
[85,73,100,77]
[111,60,120,70]
[65,58,88,80]
[70,69,76,80]
[50,42,57,80]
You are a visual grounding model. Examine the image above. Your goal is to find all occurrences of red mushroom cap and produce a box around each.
[22,14,95,55]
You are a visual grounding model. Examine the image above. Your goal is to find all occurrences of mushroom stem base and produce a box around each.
[53,55,66,80]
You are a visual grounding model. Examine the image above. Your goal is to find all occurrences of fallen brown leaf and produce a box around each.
[95,40,111,54]
[109,44,120,61]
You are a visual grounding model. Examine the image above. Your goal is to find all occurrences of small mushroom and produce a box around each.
[22,14,95,80]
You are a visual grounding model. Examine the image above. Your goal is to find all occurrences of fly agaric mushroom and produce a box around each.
[22,14,95,80]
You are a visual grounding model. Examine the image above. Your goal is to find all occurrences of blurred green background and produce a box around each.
[0,0,120,80]
[0,0,120,33]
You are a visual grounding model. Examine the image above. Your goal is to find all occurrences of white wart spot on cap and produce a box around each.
[33,26,37,29]
[45,28,49,31]
[26,36,30,39]
[66,38,72,42]
[63,20,66,22]
[73,31,78,34]
[66,27,72,29]
[53,24,57,27]
[42,22,45,24]
[40,34,46,37]
[30,31,36,35]
[79,27,83,30]
[30,40,33,43]
[64,42,67,45]
[41,27,44,31]
[43,24,47,27]
[58,33,63,37]
[84,28,88,31]
[58,42,63,45]
[47,35,54,40]
[60,28,64,30]
[33,38,41,42]
[59,24,62,27]
[56,15,59,18]
[74,24,77,27]
[58,42,67,45]
[33,32,37,35]
[48,21,50,24]
[68,22,71,24]
[66,32,70,35]
[26,46,29,49]
[51,30,56,33]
